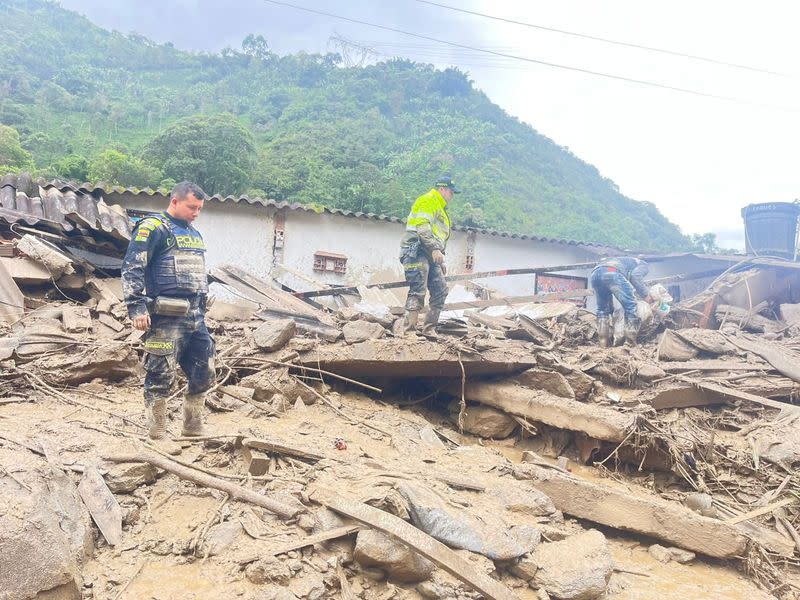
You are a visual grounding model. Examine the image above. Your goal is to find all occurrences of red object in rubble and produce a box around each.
[333,437,347,450]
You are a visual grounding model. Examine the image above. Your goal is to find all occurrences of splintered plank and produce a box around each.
[316,491,518,600]
[78,466,122,546]
[298,338,536,379]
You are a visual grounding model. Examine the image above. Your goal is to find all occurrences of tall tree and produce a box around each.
[142,114,256,195]
[0,124,33,171]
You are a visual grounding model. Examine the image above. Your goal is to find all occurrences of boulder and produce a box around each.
[342,320,385,344]
[203,520,243,556]
[245,556,292,585]
[0,451,93,600]
[530,530,613,600]
[354,529,434,582]
[450,402,518,439]
[561,370,595,401]
[648,544,696,564]
[253,319,296,352]
[104,461,157,494]
[490,484,556,518]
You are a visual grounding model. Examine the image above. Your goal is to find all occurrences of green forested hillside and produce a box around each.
[0,0,690,250]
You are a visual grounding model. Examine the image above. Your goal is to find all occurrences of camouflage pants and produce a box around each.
[591,268,637,320]
[142,304,216,406]
[402,252,449,312]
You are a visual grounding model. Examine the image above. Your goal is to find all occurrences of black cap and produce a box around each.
[434,174,461,194]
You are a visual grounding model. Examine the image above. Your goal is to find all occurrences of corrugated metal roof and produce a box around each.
[0,175,131,242]
[46,179,624,253]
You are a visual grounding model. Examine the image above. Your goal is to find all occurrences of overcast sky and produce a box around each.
[59,0,800,250]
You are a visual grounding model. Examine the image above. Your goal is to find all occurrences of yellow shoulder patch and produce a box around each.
[133,217,163,242]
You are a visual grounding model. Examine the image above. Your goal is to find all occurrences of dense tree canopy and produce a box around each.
[0,0,693,251]
[143,114,256,195]
[0,124,33,172]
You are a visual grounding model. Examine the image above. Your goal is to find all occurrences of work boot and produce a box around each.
[624,317,642,346]
[402,310,420,334]
[181,393,207,437]
[421,308,441,336]
[146,398,167,440]
[597,316,611,348]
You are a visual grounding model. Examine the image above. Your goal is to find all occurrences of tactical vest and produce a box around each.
[145,214,208,297]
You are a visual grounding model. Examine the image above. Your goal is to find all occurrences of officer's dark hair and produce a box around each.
[171,181,207,202]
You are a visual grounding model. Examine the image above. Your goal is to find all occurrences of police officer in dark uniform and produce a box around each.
[122,181,215,440]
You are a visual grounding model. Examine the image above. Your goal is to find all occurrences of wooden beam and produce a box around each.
[694,381,794,412]
[315,491,518,600]
[513,463,749,559]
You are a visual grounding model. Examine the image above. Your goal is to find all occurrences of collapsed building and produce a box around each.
[2,174,800,600]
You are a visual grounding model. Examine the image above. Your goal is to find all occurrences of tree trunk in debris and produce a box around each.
[105,451,302,520]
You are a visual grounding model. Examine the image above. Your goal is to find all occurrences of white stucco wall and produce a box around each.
[470,235,599,297]
[280,210,406,286]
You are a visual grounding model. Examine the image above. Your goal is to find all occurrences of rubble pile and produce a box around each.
[2,248,800,599]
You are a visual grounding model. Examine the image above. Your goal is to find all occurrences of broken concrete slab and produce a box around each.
[342,320,385,344]
[298,337,536,379]
[454,382,633,442]
[354,529,435,582]
[512,463,749,559]
[36,341,139,385]
[530,529,613,600]
[253,318,296,352]
[17,234,75,279]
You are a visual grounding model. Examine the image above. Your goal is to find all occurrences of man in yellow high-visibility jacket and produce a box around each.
[399,175,459,334]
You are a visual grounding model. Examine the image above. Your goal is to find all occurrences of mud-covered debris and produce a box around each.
[253,318,296,352]
[204,520,244,556]
[529,529,613,600]
[103,461,158,494]
[398,482,539,560]
[648,544,696,564]
[514,369,575,399]
[245,555,292,585]
[0,451,93,600]
[289,571,326,600]
[354,529,435,582]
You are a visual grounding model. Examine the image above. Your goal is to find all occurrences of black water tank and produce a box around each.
[741,202,800,259]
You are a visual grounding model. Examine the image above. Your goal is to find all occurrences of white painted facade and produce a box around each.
[113,192,608,298]
[111,191,735,311]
